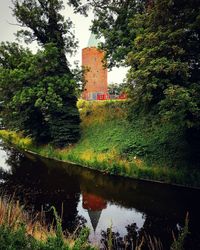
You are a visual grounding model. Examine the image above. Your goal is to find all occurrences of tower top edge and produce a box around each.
[87,33,100,48]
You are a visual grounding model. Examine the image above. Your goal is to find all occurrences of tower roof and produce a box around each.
[88,210,102,232]
[87,33,100,48]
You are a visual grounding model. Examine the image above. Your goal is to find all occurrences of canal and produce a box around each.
[0,140,200,249]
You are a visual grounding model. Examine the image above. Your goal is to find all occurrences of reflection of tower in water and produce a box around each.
[82,192,107,232]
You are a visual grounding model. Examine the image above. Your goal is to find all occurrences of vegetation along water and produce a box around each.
[1,100,200,188]
[0,141,199,249]
[0,0,200,249]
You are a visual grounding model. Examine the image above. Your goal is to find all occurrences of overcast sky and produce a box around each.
[0,0,127,83]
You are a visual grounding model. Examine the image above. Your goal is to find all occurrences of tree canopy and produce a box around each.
[0,0,82,147]
[126,0,200,128]
[79,0,200,130]
[13,0,78,73]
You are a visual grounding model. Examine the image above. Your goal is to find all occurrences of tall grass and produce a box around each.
[0,196,95,250]
[0,196,49,241]
[0,130,32,150]
[171,213,189,250]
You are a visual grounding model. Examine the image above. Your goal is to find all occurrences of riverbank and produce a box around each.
[0,100,200,188]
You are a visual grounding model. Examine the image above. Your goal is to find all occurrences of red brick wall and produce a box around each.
[82,47,108,100]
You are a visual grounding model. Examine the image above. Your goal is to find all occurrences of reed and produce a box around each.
[0,196,49,240]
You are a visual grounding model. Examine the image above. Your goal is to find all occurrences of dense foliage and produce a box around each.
[108,82,127,96]
[1,0,200,161]
[127,0,200,164]
[72,0,200,165]
[82,0,200,127]
[126,0,200,125]
[0,43,80,146]
[2,100,200,186]
[0,0,81,147]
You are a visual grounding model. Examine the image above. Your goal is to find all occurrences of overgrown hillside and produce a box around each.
[0,100,200,187]
[76,100,188,169]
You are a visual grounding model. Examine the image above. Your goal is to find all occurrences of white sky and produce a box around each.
[0,0,127,84]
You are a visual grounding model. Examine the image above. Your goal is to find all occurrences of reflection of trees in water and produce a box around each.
[141,215,178,248]
[100,218,182,250]
[101,223,143,250]
[0,147,86,232]
[4,146,23,166]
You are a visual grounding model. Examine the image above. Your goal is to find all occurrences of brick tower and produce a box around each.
[82,33,108,100]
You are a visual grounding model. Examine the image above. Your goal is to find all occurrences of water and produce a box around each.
[0,140,200,249]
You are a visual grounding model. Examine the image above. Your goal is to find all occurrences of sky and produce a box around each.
[0,0,127,84]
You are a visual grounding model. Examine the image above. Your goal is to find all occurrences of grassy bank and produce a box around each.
[0,197,95,250]
[0,100,200,187]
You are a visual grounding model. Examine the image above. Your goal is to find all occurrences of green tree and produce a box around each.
[0,42,81,145]
[0,42,47,140]
[108,83,127,96]
[127,0,200,126]
[13,0,77,74]
[0,0,82,147]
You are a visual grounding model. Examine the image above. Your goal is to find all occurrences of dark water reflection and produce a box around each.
[0,141,200,249]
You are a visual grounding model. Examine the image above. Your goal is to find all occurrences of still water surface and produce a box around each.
[0,140,200,249]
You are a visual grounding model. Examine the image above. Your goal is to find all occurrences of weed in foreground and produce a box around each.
[0,197,95,250]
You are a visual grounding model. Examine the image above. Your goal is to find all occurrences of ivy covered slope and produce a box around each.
[1,100,200,188]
